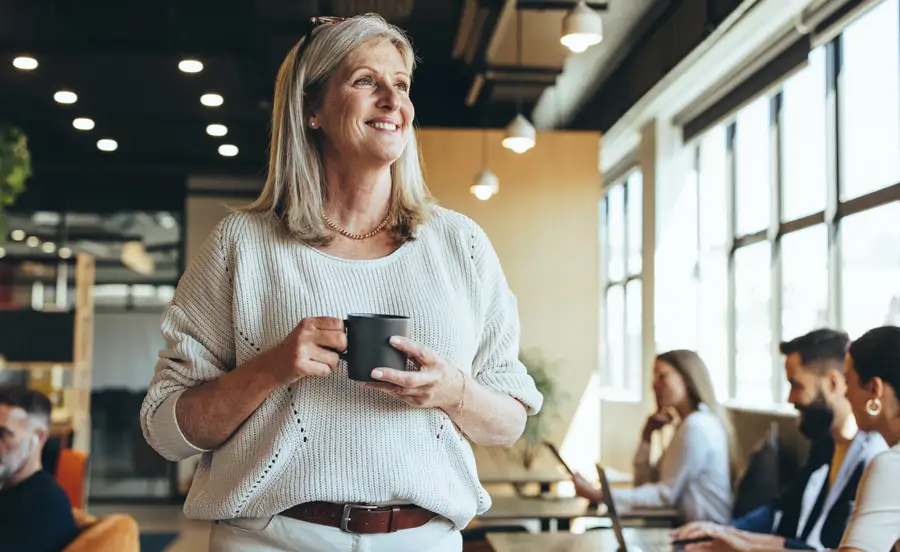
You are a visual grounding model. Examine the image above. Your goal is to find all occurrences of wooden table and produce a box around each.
[480,469,572,495]
[478,496,681,531]
[487,527,674,552]
[479,496,591,531]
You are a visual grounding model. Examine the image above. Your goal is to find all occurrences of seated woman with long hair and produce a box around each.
[573,350,740,523]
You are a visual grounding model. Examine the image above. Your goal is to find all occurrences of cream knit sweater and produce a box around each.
[140,207,543,529]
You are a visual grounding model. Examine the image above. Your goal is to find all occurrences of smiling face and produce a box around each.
[312,38,413,167]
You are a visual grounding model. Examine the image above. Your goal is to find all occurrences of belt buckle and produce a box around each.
[340,503,380,533]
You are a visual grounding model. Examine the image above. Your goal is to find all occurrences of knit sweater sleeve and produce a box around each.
[469,222,543,415]
[140,218,237,461]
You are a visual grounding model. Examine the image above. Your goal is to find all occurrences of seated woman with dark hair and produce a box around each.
[839,325,900,552]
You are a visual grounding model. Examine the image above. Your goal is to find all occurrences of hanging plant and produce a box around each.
[0,125,32,241]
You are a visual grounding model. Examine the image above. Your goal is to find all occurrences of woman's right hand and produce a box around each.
[265,317,347,386]
[642,408,674,441]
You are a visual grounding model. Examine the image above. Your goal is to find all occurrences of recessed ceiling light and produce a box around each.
[97,139,118,152]
[206,124,228,137]
[58,247,72,259]
[178,59,203,73]
[218,144,239,157]
[10,229,25,241]
[54,90,78,104]
[201,93,224,107]
[13,56,38,70]
[73,117,95,131]
[26,236,40,247]
[41,242,56,254]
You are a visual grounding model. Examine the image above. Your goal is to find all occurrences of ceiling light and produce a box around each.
[561,0,604,53]
[54,90,78,104]
[97,139,118,152]
[41,242,56,254]
[206,124,228,137]
[73,117,95,131]
[218,144,239,157]
[470,168,499,201]
[10,229,25,241]
[502,114,536,154]
[26,236,40,247]
[201,93,224,107]
[13,56,38,70]
[178,59,203,73]
[58,247,72,259]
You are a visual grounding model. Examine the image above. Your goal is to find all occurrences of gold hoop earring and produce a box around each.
[866,398,882,416]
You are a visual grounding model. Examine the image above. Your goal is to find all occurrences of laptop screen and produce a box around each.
[597,463,628,552]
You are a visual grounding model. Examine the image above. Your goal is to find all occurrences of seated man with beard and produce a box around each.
[674,329,888,550]
[0,387,78,552]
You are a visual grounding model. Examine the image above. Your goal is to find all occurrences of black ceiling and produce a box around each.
[0,0,519,186]
[1,0,745,215]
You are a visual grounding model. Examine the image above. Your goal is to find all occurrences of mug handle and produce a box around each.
[338,318,349,361]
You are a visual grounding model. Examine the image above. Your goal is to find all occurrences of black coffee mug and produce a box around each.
[343,314,411,382]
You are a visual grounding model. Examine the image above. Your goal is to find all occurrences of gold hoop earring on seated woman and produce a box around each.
[866,398,882,416]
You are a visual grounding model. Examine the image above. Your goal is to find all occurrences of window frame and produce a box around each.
[600,168,644,402]
[688,18,900,409]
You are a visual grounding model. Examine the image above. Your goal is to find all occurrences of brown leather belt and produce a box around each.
[279,501,437,534]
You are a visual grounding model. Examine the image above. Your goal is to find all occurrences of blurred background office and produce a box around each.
[1,0,898,551]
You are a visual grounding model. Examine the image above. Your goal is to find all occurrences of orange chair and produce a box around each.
[63,509,139,552]
[55,449,89,510]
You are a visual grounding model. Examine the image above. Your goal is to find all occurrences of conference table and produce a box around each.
[487,527,676,552]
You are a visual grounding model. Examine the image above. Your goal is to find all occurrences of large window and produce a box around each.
[678,0,900,407]
[600,170,643,397]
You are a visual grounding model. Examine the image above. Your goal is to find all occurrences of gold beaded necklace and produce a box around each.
[322,213,390,240]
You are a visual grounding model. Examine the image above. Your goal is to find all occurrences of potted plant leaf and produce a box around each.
[516,348,566,469]
[0,125,32,241]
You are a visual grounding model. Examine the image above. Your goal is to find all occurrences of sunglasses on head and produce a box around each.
[296,16,348,60]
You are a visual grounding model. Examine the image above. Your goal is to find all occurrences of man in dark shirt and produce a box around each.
[0,387,78,552]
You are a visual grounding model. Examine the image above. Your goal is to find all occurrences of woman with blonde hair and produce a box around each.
[140,13,542,552]
[574,350,739,523]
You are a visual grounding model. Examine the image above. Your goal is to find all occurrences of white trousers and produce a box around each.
[209,514,462,552]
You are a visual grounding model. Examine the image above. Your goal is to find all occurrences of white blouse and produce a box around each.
[611,404,733,523]
[840,443,900,552]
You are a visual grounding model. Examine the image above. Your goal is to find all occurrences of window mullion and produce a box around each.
[825,37,843,329]
[771,92,785,405]
[726,122,738,401]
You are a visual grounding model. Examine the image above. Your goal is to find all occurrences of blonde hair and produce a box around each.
[240,14,433,246]
[656,350,744,487]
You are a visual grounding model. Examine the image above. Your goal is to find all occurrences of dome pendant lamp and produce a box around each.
[471,129,500,200]
[561,0,603,53]
[502,8,536,154]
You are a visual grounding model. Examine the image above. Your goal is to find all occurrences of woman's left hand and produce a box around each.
[363,336,465,411]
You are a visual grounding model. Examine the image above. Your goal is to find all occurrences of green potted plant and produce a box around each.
[0,125,32,241]
[516,348,566,469]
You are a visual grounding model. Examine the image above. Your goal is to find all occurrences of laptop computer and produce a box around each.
[543,441,576,477]
[596,463,685,552]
